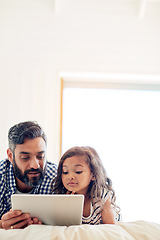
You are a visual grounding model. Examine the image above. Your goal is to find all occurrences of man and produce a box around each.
[0,121,57,229]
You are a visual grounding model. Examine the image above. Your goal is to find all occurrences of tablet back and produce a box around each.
[11,194,84,226]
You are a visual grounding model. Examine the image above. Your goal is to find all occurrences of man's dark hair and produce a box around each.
[8,121,47,152]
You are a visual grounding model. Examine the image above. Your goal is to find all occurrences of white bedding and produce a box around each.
[0,220,160,240]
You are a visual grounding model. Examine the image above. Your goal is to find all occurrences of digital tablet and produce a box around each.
[11,194,84,226]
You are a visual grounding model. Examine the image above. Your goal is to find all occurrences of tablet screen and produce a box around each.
[11,194,84,226]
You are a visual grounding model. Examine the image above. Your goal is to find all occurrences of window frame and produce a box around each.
[59,72,160,157]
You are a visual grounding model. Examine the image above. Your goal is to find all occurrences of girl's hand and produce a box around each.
[66,191,76,195]
[28,217,42,225]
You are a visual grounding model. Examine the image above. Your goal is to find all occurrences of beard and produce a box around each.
[12,156,46,188]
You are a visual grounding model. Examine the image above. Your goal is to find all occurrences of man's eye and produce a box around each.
[62,172,68,175]
[76,171,82,174]
[21,156,29,160]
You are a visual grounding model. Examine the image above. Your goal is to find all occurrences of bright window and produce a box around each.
[62,84,160,224]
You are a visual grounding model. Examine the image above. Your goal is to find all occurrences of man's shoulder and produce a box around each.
[45,161,57,178]
[0,159,13,198]
[0,158,9,167]
[0,159,10,175]
[37,161,57,194]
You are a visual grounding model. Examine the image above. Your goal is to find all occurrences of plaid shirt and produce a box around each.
[0,158,57,219]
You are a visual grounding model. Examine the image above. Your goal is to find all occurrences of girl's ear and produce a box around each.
[91,175,95,181]
[7,148,14,163]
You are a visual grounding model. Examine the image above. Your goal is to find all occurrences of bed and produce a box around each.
[0,220,160,240]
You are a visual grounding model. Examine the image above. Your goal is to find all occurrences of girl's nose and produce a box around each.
[68,173,75,179]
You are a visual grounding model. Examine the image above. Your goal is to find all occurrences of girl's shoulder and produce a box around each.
[91,187,111,208]
[101,187,111,201]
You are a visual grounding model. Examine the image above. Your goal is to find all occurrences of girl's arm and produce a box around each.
[101,198,116,224]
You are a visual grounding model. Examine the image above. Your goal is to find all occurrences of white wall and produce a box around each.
[0,0,160,163]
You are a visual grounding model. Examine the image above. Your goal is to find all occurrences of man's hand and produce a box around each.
[1,209,32,230]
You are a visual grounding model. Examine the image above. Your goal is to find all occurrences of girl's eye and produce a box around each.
[62,171,68,175]
[76,171,82,174]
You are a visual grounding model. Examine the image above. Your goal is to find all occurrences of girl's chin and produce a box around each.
[68,188,78,192]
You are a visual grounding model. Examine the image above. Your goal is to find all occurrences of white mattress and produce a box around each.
[0,220,160,240]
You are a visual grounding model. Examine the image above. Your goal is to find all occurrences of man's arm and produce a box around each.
[0,219,2,228]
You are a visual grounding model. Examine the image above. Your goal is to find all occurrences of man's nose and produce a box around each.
[29,157,40,169]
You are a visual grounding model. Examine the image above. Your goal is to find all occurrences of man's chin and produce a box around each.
[20,174,42,187]
[27,176,42,187]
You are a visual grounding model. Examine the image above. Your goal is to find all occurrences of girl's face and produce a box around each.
[62,155,94,196]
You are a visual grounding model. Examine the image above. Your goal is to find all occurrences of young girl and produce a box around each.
[52,146,120,225]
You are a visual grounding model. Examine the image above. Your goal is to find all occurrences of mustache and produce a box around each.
[24,168,43,174]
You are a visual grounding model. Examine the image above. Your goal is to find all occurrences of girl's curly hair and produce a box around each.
[52,146,120,214]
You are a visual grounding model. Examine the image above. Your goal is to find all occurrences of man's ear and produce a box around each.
[7,148,14,163]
